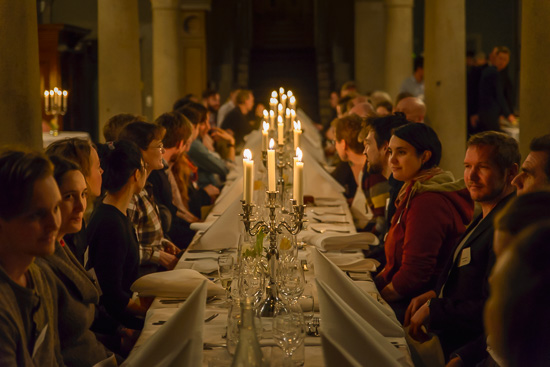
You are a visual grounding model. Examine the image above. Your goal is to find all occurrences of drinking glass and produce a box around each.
[273,305,306,367]
[277,259,305,304]
[218,255,234,306]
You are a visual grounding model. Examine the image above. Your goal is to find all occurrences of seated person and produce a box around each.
[375,123,474,321]
[45,138,104,265]
[0,149,63,365]
[118,122,181,274]
[36,155,116,366]
[87,141,150,330]
[220,89,256,150]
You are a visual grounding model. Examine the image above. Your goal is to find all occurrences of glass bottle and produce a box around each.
[231,298,264,367]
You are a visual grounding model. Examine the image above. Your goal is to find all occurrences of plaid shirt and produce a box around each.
[127,183,165,265]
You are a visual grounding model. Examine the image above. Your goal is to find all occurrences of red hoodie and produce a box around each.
[375,171,474,298]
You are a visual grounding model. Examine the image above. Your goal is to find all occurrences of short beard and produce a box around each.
[367,161,383,175]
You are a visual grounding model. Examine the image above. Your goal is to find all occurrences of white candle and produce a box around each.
[277,103,283,119]
[44,90,50,112]
[285,108,291,125]
[269,110,275,129]
[294,147,304,205]
[270,98,277,112]
[291,109,296,122]
[293,120,302,151]
[243,149,254,203]
[287,90,293,98]
[271,90,278,99]
[262,121,269,151]
[290,95,296,110]
[277,116,284,145]
[62,90,68,113]
[263,109,268,120]
[268,139,276,192]
[56,90,62,109]
[281,94,287,110]
[279,87,285,100]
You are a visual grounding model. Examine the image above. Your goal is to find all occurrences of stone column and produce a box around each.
[98,0,142,142]
[519,1,550,157]
[180,0,211,98]
[0,0,42,149]
[424,0,466,178]
[151,0,183,119]
[355,0,386,93]
[384,0,413,100]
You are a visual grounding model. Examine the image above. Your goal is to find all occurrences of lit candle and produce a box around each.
[287,90,293,98]
[279,87,285,100]
[290,95,296,110]
[277,116,284,145]
[53,87,59,108]
[262,121,269,151]
[62,90,68,113]
[263,109,268,120]
[268,139,276,192]
[291,109,296,122]
[293,120,302,151]
[271,90,278,99]
[270,97,277,112]
[277,103,283,119]
[56,90,62,109]
[293,147,304,205]
[285,108,291,125]
[243,149,254,204]
[44,90,50,112]
[269,110,275,128]
[281,94,287,110]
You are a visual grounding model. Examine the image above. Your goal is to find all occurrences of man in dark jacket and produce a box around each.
[404,131,520,365]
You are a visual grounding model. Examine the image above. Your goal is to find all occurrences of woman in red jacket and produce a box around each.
[375,123,474,322]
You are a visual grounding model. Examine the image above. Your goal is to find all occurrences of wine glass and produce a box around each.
[273,304,306,366]
[218,255,234,306]
[277,259,305,304]
[238,257,265,305]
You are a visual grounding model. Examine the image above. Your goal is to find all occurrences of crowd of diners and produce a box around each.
[1,83,549,367]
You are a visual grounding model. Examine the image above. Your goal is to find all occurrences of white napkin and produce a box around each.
[123,280,208,367]
[312,248,403,336]
[193,197,243,250]
[175,259,218,274]
[350,171,373,229]
[316,279,404,367]
[328,257,379,272]
[130,269,224,298]
[304,232,379,251]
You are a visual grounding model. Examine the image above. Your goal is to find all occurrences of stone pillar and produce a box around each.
[424,0,466,178]
[384,0,413,101]
[0,0,42,149]
[98,0,142,142]
[519,1,550,157]
[355,0,386,93]
[180,0,211,98]
[151,0,183,119]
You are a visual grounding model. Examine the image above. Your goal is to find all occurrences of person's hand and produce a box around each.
[408,302,431,343]
[162,240,180,256]
[469,114,479,128]
[202,133,215,152]
[177,210,200,223]
[507,114,517,124]
[158,251,178,270]
[210,128,235,145]
[120,327,141,355]
[204,184,220,200]
[446,356,464,367]
[404,290,436,326]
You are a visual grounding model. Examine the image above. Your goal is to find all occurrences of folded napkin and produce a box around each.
[308,206,346,216]
[131,269,224,298]
[123,280,208,367]
[312,248,403,336]
[328,257,379,272]
[316,279,405,367]
[304,232,379,251]
[175,259,218,274]
[193,197,242,250]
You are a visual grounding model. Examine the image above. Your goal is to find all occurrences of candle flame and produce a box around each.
[271,91,277,98]
[54,87,59,92]
[278,103,283,112]
[279,87,284,95]
[269,138,275,149]
[278,115,283,124]
[270,97,277,104]
[49,90,54,96]
[287,90,293,97]
[294,120,301,130]
[263,109,268,117]
[263,121,269,131]
[56,90,62,96]
[44,90,49,96]
[281,94,287,100]
[290,96,296,104]
[286,108,290,116]
[291,109,296,116]
[243,149,252,160]
[296,147,303,161]
[62,91,68,96]
[269,110,274,117]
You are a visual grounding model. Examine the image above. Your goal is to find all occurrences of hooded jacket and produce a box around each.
[375,171,474,298]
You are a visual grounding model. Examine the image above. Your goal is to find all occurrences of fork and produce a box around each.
[188,248,236,254]
[311,227,350,234]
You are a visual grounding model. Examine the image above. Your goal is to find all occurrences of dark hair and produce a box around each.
[332,114,365,154]
[529,134,550,180]
[202,89,218,100]
[467,131,520,175]
[177,102,207,125]
[337,95,355,115]
[102,140,143,193]
[413,56,424,71]
[155,112,192,149]
[360,113,409,147]
[494,221,550,367]
[0,149,53,220]
[103,113,145,142]
[495,191,550,237]
[173,94,198,111]
[395,91,414,105]
[48,155,82,187]
[375,100,393,113]
[45,138,93,178]
[392,123,442,169]
[235,90,252,105]
[118,121,164,151]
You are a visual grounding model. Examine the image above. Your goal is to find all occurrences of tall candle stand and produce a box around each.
[240,193,306,316]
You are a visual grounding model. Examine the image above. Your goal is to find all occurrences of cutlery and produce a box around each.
[159,299,186,304]
[184,257,219,261]
[188,248,236,254]
[311,210,345,216]
[301,259,309,271]
[204,313,220,323]
[203,343,227,350]
[312,217,349,224]
[311,227,350,234]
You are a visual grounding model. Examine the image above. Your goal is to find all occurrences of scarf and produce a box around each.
[394,167,445,208]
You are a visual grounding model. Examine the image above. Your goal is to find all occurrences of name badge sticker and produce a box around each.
[458,247,471,267]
